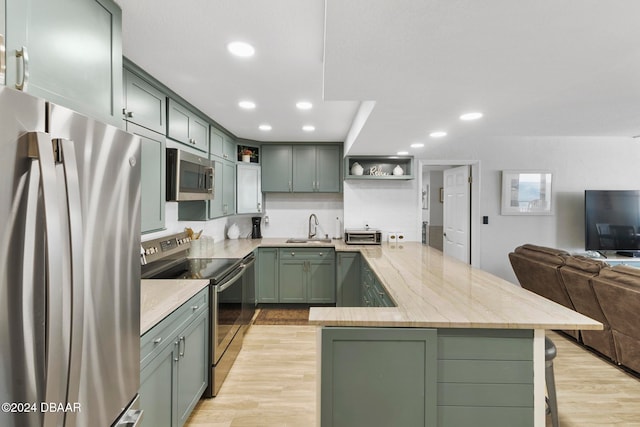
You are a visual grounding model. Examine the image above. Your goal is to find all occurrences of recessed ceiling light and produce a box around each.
[302,125,315,132]
[429,131,447,138]
[460,112,483,121]
[410,143,424,148]
[238,100,256,110]
[296,101,313,110]
[259,124,272,131]
[397,151,409,155]
[227,41,255,58]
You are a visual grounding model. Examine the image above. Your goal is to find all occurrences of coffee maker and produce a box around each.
[251,216,262,239]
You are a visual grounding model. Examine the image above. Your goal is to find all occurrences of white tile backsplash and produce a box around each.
[261,193,344,239]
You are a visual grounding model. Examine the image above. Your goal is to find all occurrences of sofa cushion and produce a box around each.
[599,265,640,288]
[564,255,608,274]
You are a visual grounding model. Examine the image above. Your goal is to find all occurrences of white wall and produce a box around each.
[343,178,419,241]
[423,135,640,282]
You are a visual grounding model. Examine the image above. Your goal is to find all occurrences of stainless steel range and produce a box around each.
[141,232,255,397]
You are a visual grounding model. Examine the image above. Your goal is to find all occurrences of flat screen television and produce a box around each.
[585,190,640,256]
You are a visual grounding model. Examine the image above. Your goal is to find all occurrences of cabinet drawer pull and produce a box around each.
[290,252,295,256]
[191,305,199,311]
[153,337,162,344]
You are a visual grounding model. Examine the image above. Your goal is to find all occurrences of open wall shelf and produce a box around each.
[344,156,414,180]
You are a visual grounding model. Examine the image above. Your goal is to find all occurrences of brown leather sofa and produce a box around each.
[509,244,640,374]
[592,265,640,373]
[508,244,579,339]
[559,256,615,360]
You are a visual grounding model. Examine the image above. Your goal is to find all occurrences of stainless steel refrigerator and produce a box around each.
[0,87,143,427]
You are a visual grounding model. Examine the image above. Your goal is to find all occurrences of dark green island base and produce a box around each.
[320,327,537,427]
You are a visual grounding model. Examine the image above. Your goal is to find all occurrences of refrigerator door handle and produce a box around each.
[26,132,67,427]
[15,46,29,91]
[56,138,86,425]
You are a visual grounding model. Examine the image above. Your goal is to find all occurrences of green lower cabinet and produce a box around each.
[277,248,335,304]
[257,248,279,303]
[320,328,535,427]
[279,258,307,303]
[140,289,209,427]
[139,341,175,427]
[176,310,209,427]
[336,252,361,306]
[308,259,336,303]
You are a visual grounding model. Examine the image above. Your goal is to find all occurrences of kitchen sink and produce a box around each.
[286,238,332,244]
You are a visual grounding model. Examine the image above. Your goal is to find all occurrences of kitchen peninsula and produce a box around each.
[142,239,600,427]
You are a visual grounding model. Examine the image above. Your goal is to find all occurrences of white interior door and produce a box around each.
[443,165,471,263]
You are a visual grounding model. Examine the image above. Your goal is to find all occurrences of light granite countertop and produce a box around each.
[140,279,209,335]
[142,238,602,331]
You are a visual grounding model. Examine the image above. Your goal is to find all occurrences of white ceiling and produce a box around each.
[117,0,640,155]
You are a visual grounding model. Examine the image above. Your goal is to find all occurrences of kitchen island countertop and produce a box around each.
[189,238,601,330]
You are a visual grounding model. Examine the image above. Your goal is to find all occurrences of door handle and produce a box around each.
[0,34,5,85]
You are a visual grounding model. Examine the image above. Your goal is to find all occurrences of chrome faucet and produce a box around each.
[308,214,319,239]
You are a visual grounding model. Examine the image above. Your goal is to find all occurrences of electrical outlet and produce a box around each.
[388,232,397,243]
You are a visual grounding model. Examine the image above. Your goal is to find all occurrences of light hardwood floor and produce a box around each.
[185,328,640,427]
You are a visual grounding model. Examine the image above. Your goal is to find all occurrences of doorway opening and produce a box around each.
[418,160,481,267]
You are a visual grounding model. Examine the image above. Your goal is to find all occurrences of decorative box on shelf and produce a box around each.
[237,144,260,164]
[344,156,414,180]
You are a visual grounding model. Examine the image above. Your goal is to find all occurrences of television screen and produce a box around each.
[585,190,640,252]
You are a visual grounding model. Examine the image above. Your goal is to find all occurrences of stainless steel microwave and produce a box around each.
[166,148,214,201]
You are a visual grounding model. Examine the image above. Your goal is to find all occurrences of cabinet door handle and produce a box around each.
[174,341,180,362]
[257,202,261,212]
[179,336,185,358]
[15,46,29,91]
[288,181,292,192]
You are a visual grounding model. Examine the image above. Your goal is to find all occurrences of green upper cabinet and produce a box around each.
[261,145,293,192]
[263,144,341,193]
[127,123,166,234]
[210,128,224,159]
[207,160,235,219]
[223,134,236,161]
[292,146,316,192]
[292,145,342,192]
[316,145,342,192]
[222,161,236,216]
[167,98,209,153]
[209,127,235,161]
[5,0,123,126]
[123,69,166,134]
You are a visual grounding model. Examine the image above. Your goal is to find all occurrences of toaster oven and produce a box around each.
[344,229,382,245]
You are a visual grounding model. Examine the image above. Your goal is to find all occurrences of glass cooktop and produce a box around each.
[148,257,242,284]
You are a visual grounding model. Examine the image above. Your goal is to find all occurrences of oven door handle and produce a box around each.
[216,265,246,293]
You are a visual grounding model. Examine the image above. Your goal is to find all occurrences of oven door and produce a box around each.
[213,265,245,364]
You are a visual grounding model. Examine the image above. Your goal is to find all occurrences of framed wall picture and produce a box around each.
[501,170,553,215]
